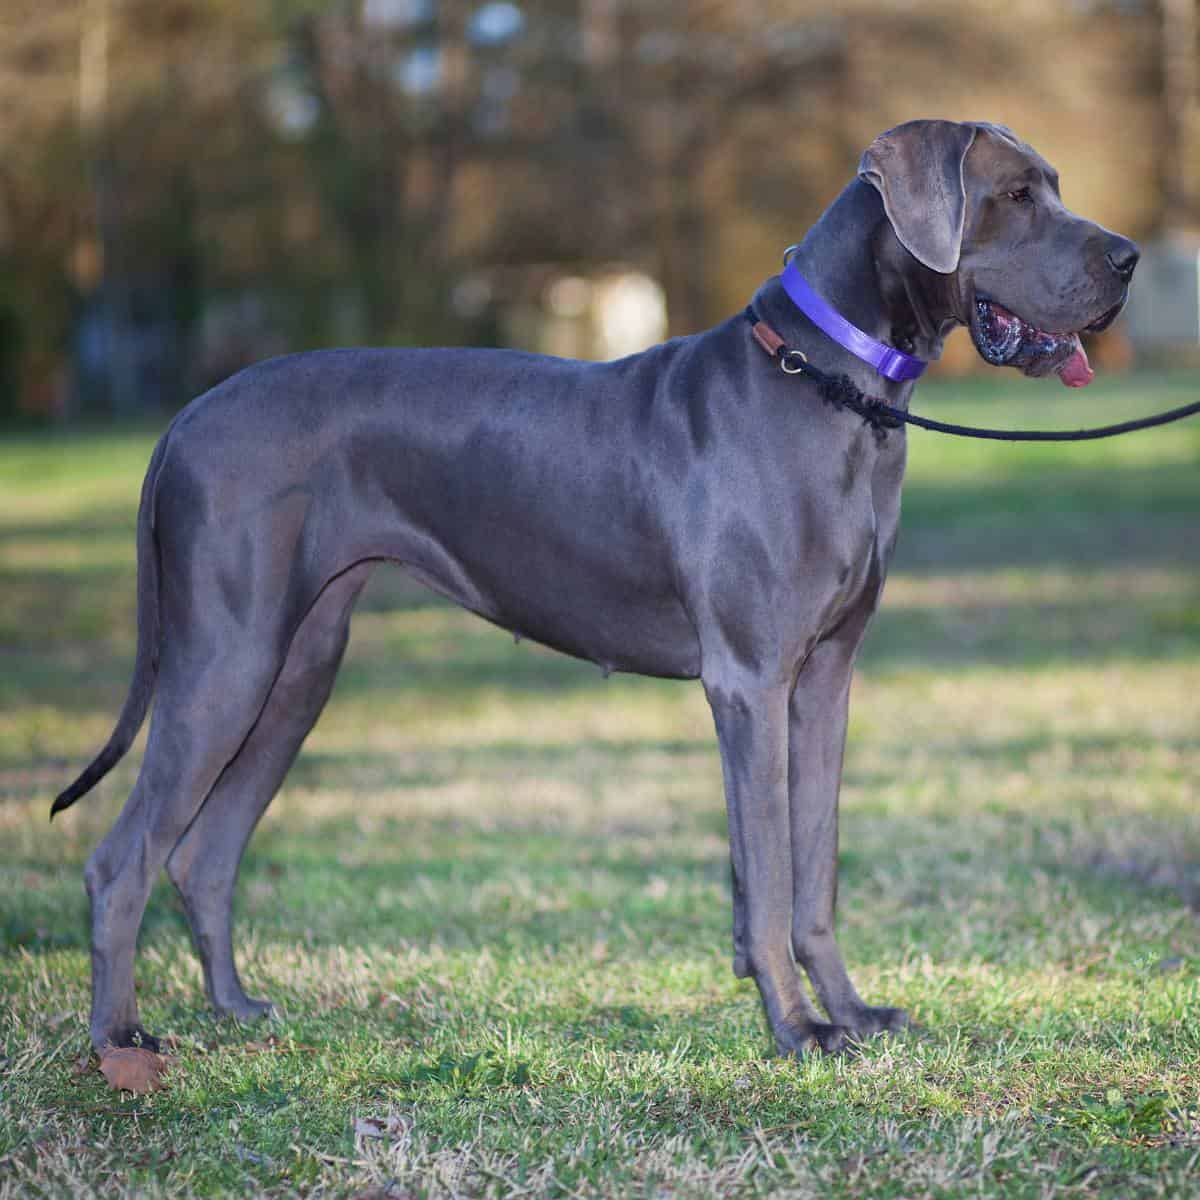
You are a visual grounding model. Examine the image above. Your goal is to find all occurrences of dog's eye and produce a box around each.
[1006,187,1032,204]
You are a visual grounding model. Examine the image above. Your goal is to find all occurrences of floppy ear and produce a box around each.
[858,120,978,274]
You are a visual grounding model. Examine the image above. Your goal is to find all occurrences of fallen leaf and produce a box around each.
[99,1047,167,1094]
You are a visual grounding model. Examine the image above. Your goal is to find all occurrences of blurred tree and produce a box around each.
[0,0,1175,417]
[0,0,278,413]
[1161,0,1198,229]
[569,1,849,335]
[283,0,478,344]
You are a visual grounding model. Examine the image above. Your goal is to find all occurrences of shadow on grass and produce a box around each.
[7,738,1194,965]
[279,736,711,791]
[207,727,1200,799]
[16,716,1197,811]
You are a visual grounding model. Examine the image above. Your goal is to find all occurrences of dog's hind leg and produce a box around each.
[165,563,372,1022]
[84,639,287,1052]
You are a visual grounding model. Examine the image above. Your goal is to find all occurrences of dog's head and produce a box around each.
[858,119,1137,386]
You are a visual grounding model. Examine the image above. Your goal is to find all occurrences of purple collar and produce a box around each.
[781,260,927,382]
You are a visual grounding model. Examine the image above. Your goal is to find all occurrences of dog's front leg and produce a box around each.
[705,675,849,1056]
[788,635,908,1042]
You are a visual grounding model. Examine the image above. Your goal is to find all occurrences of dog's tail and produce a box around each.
[51,434,170,820]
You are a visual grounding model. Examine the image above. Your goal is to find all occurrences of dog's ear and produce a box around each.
[858,120,978,275]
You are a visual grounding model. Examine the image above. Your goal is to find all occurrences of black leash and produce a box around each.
[745,306,1200,443]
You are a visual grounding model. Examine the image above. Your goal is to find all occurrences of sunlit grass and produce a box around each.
[1,372,1198,1197]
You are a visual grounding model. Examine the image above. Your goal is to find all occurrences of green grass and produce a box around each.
[2,371,1199,1197]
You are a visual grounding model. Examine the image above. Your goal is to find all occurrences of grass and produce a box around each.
[1,370,1199,1197]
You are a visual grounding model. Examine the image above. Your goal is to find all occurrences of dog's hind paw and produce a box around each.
[93,1023,162,1054]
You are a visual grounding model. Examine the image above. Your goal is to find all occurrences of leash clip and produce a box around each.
[779,348,808,375]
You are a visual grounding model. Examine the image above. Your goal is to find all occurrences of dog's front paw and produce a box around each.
[774,1019,854,1057]
[214,995,275,1024]
[842,1004,909,1040]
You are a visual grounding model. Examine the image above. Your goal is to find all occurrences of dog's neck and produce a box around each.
[750,179,962,403]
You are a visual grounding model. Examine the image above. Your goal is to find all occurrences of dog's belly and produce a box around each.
[354,451,703,679]
[401,551,702,679]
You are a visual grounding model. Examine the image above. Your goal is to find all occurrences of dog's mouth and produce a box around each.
[970,296,1123,388]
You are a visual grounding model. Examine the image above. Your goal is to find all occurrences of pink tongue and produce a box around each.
[1057,337,1093,388]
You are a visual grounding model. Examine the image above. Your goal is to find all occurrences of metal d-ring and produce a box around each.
[781,243,801,268]
[779,348,808,374]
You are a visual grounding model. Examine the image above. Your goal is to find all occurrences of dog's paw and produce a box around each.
[775,1020,854,1057]
[214,995,275,1024]
[93,1024,162,1054]
[842,1004,909,1040]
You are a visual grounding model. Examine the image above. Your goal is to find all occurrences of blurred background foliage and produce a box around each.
[0,0,1192,421]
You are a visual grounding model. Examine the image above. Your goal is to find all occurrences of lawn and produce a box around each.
[1,370,1199,1198]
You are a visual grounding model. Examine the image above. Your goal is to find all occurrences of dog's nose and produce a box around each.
[1105,237,1139,282]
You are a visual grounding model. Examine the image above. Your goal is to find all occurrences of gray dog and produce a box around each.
[55,119,1136,1057]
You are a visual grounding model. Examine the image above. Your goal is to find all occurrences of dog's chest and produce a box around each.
[807,429,904,635]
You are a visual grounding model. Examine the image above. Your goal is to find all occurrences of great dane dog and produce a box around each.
[56,120,1137,1057]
